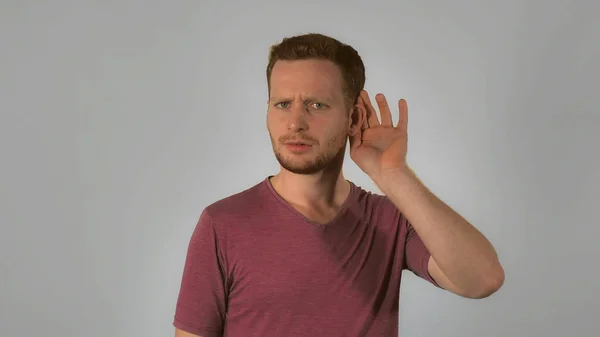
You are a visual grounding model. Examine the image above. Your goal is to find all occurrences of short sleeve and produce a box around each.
[173,210,228,337]
[402,215,441,288]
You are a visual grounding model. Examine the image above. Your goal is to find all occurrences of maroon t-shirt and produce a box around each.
[173,177,440,337]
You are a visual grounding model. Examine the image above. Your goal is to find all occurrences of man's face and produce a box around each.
[267,59,354,175]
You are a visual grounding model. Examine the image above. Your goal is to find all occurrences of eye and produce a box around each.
[309,102,327,109]
[274,102,291,109]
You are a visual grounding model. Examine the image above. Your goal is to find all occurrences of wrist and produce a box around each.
[372,164,419,195]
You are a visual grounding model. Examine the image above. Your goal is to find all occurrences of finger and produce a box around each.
[376,93,393,126]
[397,98,408,132]
[360,90,380,127]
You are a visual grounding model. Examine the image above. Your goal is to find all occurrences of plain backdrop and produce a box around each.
[1,1,599,336]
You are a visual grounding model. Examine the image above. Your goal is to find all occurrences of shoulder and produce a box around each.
[350,181,405,230]
[201,178,272,228]
[352,182,398,213]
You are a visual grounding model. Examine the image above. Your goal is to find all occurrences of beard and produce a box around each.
[269,128,348,175]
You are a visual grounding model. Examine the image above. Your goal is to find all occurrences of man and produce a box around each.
[173,33,504,337]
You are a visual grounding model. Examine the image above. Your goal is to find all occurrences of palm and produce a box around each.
[349,91,409,178]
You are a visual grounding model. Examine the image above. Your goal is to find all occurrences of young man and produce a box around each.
[173,33,504,337]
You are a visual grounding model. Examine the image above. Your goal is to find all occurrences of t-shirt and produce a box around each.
[173,177,440,337]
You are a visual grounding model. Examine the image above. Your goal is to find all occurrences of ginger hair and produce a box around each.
[266,33,366,107]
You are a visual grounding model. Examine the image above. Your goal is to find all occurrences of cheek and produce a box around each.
[328,118,350,134]
[267,110,285,125]
[266,112,286,139]
[322,123,348,144]
[266,111,278,129]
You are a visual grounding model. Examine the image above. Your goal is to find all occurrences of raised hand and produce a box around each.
[349,90,409,179]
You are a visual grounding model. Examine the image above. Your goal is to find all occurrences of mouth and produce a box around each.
[283,137,314,145]
[286,141,311,146]
[284,141,313,152]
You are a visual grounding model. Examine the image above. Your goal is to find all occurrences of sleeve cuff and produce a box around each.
[173,317,223,337]
[421,251,442,288]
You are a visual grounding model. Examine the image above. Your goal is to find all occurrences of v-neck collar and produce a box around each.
[263,176,358,229]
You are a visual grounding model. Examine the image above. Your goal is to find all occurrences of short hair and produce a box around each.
[266,33,366,107]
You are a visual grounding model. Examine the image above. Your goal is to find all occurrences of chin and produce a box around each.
[275,155,321,175]
[281,160,318,173]
[282,165,323,175]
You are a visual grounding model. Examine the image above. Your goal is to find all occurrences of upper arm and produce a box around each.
[403,214,467,296]
[428,256,504,299]
[173,210,228,337]
[175,327,203,337]
[427,255,471,297]
[403,215,442,287]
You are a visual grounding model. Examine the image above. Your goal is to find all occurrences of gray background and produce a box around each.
[1,0,598,336]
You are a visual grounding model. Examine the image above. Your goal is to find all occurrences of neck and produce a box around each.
[269,156,350,209]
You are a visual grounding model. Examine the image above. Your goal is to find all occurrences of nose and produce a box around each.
[287,105,309,132]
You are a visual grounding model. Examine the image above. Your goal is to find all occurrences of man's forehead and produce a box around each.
[270,60,343,96]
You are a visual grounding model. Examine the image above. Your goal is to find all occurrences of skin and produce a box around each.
[175,57,505,337]
[267,58,504,298]
[353,90,505,299]
[266,59,365,223]
[175,59,359,337]
[175,330,202,337]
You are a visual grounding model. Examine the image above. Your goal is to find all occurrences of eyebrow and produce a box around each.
[270,96,332,102]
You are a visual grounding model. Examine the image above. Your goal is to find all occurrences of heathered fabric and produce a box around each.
[174,177,439,337]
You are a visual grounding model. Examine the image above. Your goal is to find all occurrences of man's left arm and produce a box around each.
[376,166,505,299]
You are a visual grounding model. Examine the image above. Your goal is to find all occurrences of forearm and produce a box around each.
[374,166,504,294]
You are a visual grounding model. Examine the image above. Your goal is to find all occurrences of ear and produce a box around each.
[348,99,367,136]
